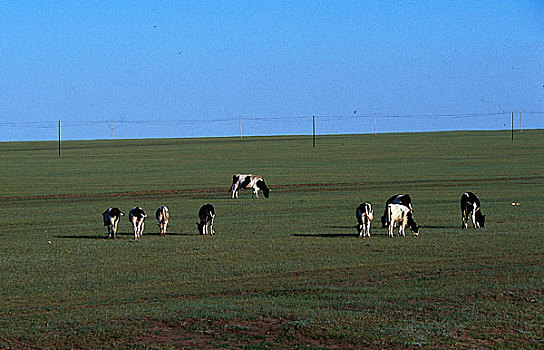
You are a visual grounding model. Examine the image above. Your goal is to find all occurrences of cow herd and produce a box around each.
[356,191,486,238]
[102,173,486,240]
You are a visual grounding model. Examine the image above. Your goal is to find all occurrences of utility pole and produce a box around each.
[58,120,61,157]
[374,113,377,136]
[520,110,522,133]
[239,116,242,138]
[110,120,114,140]
[511,112,514,141]
[312,115,316,147]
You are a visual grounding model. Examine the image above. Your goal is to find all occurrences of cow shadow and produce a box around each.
[292,232,393,238]
[55,231,196,239]
[56,234,108,240]
[327,225,358,229]
[292,233,357,238]
[419,225,460,229]
[293,224,396,238]
[291,225,358,238]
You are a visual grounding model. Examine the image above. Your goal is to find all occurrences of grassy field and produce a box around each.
[1,130,543,349]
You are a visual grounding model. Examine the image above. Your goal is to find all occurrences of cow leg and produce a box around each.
[112,221,117,240]
[360,217,367,238]
[365,220,371,238]
[461,210,467,229]
[471,205,477,229]
[210,217,215,235]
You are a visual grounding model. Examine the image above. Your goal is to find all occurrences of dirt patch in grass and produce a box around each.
[2,175,542,203]
[134,318,361,349]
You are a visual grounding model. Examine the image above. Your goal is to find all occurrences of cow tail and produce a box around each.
[366,204,372,217]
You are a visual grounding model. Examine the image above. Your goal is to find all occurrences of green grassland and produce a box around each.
[1,130,543,349]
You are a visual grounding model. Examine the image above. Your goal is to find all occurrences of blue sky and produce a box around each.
[1,1,543,141]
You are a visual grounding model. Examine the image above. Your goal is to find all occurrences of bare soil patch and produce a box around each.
[135,318,360,349]
[3,175,541,203]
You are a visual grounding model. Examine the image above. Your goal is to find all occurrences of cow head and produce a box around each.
[103,210,110,226]
[407,212,419,236]
[263,187,270,198]
[475,211,486,228]
[196,221,204,234]
[380,215,387,228]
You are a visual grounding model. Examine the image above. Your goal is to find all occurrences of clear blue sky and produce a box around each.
[1,1,543,141]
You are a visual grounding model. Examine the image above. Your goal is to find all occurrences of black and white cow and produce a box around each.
[387,204,419,237]
[129,206,147,240]
[197,204,215,235]
[229,174,270,199]
[381,194,413,228]
[103,207,124,240]
[356,203,374,238]
[461,192,485,229]
[155,205,169,236]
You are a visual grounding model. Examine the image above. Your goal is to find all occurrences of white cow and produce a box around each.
[129,206,147,240]
[387,204,419,237]
[356,203,374,238]
[155,205,169,236]
[381,194,413,228]
[103,207,124,240]
[229,174,270,199]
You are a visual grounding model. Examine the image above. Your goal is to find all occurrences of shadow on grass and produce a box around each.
[292,233,356,238]
[55,235,107,240]
[55,232,197,239]
[420,225,460,229]
[327,225,358,229]
[293,232,396,239]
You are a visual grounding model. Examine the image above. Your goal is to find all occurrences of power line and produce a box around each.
[0,111,542,128]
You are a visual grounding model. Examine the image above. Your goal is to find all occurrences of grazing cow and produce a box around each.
[381,194,413,228]
[103,207,124,240]
[155,205,169,236]
[387,204,419,237]
[461,192,485,229]
[197,204,215,235]
[129,206,147,240]
[229,174,270,199]
[356,203,374,238]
